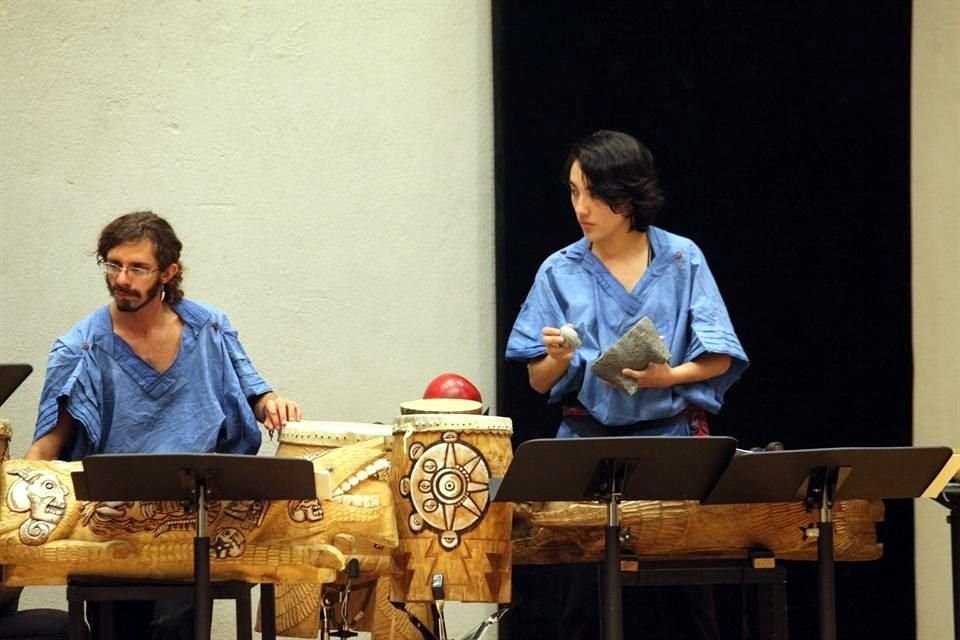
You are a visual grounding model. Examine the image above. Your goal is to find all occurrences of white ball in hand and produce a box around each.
[560,324,582,350]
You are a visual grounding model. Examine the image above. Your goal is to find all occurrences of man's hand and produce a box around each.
[621,362,675,389]
[253,392,302,434]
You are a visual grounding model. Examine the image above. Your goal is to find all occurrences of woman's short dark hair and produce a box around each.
[564,130,664,232]
[96,211,185,304]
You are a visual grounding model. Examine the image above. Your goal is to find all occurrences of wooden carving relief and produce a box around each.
[5,466,70,546]
[0,420,12,463]
[0,421,887,640]
[0,433,400,587]
[512,498,884,565]
[390,415,514,605]
[264,423,408,638]
[397,430,492,550]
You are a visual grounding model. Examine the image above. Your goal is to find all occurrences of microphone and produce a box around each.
[431,574,448,640]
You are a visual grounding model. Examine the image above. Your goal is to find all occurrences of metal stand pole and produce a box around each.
[804,466,837,640]
[603,486,623,640]
[945,485,960,640]
[817,500,835,640]
[932,484,960,640]
[194,479,212,640]
[261,583,277,640]
[431,574,448,640]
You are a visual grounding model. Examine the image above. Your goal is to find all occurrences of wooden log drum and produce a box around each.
[390,413,513,604]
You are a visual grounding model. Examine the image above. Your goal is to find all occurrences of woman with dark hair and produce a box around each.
[505,130,748,638]
[509,129,747,441]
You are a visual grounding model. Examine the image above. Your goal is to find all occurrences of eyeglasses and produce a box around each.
[98,261,160,279]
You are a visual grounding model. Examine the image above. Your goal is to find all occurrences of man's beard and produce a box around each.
[107,277,163,313]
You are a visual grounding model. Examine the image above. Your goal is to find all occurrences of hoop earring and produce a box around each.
[161,285,166,302]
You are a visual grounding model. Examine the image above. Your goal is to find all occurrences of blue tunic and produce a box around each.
[506,226,748,429]
[33,300,271,459]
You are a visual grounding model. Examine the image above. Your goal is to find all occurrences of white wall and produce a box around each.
[0,1,494,637]
[913,2,960,639]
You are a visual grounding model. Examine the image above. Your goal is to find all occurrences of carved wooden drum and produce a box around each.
[276,421,392,459]
[268,421,397,638]
[390,413,513,603]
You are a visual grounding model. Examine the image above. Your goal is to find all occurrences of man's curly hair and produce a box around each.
[96,211,185,304]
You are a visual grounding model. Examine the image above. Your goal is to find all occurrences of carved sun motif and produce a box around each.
[398,431,490,550]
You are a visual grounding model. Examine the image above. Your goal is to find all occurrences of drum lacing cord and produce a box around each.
[399,424,416,455]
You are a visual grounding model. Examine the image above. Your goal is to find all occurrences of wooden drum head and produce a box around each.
[276,421,392,458]
[399,398,483,415]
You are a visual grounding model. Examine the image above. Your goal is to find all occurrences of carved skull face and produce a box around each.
[288,499,324,523]
[7,469,69,524]
[28,473,69,523]
[211,527,246,559]
[6,468,71,546]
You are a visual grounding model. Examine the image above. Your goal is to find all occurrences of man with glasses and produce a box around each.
[27,210,300,460]
[24,211,300,638]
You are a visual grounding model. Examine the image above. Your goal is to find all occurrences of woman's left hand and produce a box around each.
[621,363,675,389]
[622,353,732,390]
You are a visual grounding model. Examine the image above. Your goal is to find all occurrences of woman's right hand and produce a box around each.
[542,325,576,363]
[529,325,578,394]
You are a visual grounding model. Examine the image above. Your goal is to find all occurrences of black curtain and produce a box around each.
[494,2,913,638]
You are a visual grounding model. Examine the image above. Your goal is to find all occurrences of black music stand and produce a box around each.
[703,446,954,640]
[491,436,738,640]
[71,453,317,640]
[935,480,960,640]
[0,364,32,407]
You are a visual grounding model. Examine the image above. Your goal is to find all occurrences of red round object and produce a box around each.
[422,373,482,403]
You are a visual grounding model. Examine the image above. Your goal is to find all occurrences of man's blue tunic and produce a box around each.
[33,299,270,459]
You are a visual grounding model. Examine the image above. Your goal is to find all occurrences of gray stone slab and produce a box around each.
[590,316,672,394]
